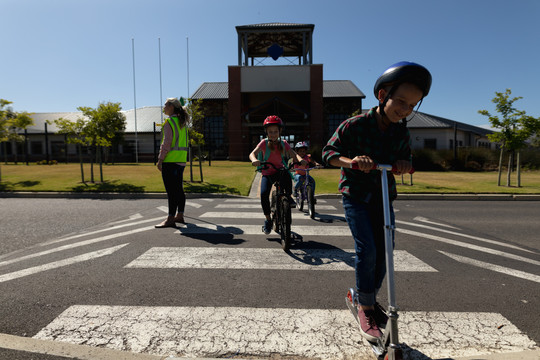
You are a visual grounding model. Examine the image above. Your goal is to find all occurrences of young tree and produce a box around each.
[479,89,540,186]
[185,97,206,181]
[48,117,90,183]
[0,100,34,165]
[78,102,126,182]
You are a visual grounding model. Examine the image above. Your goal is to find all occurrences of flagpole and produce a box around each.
[159,37,163,124]
[131,38,139,163]
[186,36,190,98]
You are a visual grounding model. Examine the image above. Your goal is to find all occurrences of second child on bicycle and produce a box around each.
[249,115,307,235]
[293,141,321,198]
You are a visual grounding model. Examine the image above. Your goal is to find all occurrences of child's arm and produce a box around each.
[249,146,262,166]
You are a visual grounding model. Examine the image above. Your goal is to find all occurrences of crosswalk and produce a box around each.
[1,197,538,359]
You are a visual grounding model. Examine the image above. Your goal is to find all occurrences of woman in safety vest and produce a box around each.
[249,115,307,234]
[155,97,190,228]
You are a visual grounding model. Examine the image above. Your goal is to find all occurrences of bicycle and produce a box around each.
[258,161,295,251]
[294,166,319,219]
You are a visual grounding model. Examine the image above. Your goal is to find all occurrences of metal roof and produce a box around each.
[323,80,366,98]
[28,106,164,134]
[236,23,315,32]
[191,81,366,100]
[407,111,493,136]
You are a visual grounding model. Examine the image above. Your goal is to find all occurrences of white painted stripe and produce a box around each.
[413,216,460,230]
[176,223,352,236]
[215,204,337,210]
[200,211,345,221]
[109,213,143,225]
[439,251,540,283]
[159,201,202,210]
[0,227,153,268]
[34,305,536,359]
[41,217,165,246]
[397,228,540,266]
[224,198,327,203]
[0,244,128,283]
[397,219,533,253]
[125,247,436,272]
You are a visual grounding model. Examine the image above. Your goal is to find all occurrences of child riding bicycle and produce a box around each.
[293,141,322,198]
[249,115,307,235]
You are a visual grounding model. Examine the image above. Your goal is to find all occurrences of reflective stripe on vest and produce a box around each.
[162,116,189,163]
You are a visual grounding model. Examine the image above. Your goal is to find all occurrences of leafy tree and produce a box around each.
[78,102,126,182]
[0,99,34,166]
[48,116,90,183]
[479,89,540,186]
[184,97,206,181]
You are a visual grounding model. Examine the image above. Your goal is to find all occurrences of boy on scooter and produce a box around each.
[322,62,431,341]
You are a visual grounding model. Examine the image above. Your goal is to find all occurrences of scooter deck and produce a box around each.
[345,291,388,359]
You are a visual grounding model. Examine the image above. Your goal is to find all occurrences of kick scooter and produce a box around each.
[345,163,412,360]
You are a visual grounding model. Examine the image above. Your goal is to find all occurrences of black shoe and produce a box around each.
[288,197,296,208]
[373,302,388,328]
[262,219,271,235]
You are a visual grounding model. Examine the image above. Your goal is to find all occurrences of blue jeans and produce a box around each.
[342,194,395,306]
[260,171,292,216]
[294,174,315,193]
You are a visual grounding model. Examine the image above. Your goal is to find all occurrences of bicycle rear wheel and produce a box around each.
[307,185,315,219]
[280,197,292,251]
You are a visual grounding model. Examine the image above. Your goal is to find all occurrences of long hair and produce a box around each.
[171,105,188,127]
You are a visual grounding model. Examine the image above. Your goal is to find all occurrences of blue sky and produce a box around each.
[2,0,539,128]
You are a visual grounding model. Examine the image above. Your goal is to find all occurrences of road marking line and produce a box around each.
[0,244,128,283]
[200,211,345,221]
[397,219,533,253]
[215,204,336,210]
[34,305,536,360]
[176,222,352,236]
[397,228,540,266]
[413,216,460,229]
[125,247,436,272]
[439,251,540,283]
[0,227,153,268]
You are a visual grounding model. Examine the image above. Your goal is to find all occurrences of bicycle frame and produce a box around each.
[258,162,294,251]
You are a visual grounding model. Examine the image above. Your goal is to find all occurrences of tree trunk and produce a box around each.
[198,144,203,182]
[99,146,103,183]
[497,147,503,186]
[506,151,513,187]
[78,144,85,183]
[90,146,95,183]
[517,151,521,187]
[12,140,18,164]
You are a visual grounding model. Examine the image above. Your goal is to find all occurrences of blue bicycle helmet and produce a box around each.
[374,61,432,123]
[295,141,309,150]
[374,61,432,99]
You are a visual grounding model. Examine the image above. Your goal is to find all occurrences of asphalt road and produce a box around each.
[0,197,539,360]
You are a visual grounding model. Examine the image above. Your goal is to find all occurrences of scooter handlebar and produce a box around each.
[372,163,415,174]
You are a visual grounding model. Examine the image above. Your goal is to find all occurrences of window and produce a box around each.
[31,141,43,155]
[204,116,224,150]
[327,114,348,140]
[424,139,437,150]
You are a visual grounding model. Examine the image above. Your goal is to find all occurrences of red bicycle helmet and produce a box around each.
[263,115,283,128]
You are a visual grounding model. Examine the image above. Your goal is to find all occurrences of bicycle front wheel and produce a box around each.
[307,185,315,219]
[280,197,292,251]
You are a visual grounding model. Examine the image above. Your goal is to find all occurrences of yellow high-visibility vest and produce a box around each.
[162,116,189,163]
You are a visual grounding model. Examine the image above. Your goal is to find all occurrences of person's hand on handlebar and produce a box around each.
[392,160,412,175]
[252,160,261,167]
[350,155,374,173]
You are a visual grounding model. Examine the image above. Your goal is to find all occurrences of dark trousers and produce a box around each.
[260,172,292,215]
[161,163,186,216]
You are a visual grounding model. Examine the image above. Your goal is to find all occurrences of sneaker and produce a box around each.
[358,309,383,342]
[374,302,388,328]
[262,219,271,235]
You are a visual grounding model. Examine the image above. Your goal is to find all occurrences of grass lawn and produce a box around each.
[1,161,539,196]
